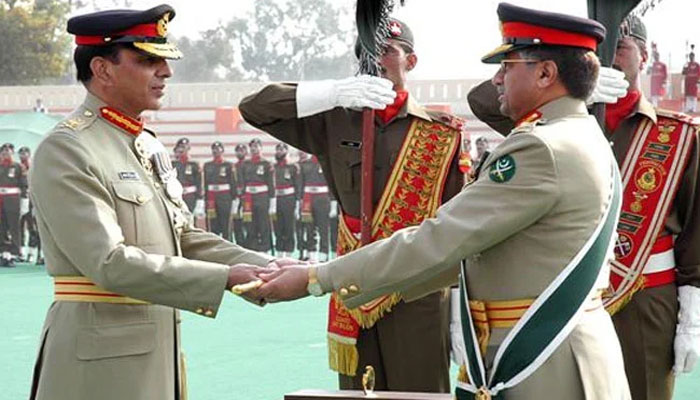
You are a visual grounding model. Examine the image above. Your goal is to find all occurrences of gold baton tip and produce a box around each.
[230,279,263,295]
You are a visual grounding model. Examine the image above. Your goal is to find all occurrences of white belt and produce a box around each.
[207,184,231,192]
[304,186,329,194]
[643,248,675,274]
[182,185,197,195]
[246,185,268,194]
[275,187,296,197]
[0,187,21,195]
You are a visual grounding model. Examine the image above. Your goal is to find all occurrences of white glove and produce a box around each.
[674,285,700,375]
[450,288,467,367]
[20,198,29,215]
[193,199,205,217]
[586,67,630,105]
[231,198,240,217]
[294,200,301,219]
[296,75,396,118]
[329,200,338,218]
[269,197,277,216]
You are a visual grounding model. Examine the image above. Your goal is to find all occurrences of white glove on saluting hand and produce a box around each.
[296,75,397,118]
[674,285,700,375]
[193,199,205,217]
[586,67,630,105]
[450,288,467,367]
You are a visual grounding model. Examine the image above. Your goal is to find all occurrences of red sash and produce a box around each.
[327,118,460,376]
[604,112,696,314]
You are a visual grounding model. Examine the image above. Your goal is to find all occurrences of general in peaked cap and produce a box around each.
[67,3,182,59]
[482,2,606,63]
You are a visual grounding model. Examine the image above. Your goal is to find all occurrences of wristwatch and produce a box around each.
[306,266,324,297]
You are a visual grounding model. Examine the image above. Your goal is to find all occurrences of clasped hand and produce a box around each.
[227,258,314,305]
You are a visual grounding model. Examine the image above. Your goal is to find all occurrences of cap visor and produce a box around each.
[481,43,515,64]
[133,41,182,60]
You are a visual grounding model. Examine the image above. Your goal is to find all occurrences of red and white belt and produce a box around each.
[642,235,676,288]
[207,184,230,193]
[182,185,197,195]
[0,187,21,195]
[246,184,268,194]
[304,185,329,194]
[275,186,295,197]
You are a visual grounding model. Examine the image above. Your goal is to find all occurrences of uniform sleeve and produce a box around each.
[293,165,302,200]
[316,133,560,308]
[194,162,203,199]
[229,164,237,198]
[30,133,267,317]
[19,165,28,198]
[238,83,328,156]
[674,128,700,287]
[266,162,275,198]
[467,80,514,136]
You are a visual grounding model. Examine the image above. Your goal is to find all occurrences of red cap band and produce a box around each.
[75,23,159,45]
[502,21,598,51]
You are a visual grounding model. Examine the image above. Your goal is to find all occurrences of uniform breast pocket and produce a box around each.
[112,181,161,245]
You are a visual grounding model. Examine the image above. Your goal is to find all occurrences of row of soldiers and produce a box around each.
[173,137,338,261]
[0,143,42,267]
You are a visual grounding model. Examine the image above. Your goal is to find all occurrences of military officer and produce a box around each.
[256,4,632,399]
[27,6,281,400]
[273,143,300,257]
[298,153,331,262]
[240,138,274,252]
[231,143,248,245]
[240,18,464,392]
[0,143,27,265]
[172,137,203,214]
[203,141,237,239]
[18,146,41,264]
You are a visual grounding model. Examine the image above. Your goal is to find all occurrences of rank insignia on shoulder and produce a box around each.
[118,171,140,181]
[489,155,516,183]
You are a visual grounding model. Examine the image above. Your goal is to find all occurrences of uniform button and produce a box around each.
[136,195,146,204]
[339,287,349,296]
[83,110,93,117]
[204,309,214,317]
[196,308,204,314]
[348,285,359,293]
[154,182,161,189]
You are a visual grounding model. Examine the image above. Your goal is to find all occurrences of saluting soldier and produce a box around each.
[298,153,331,262]
[240,138,275,252]
[231,143,248,245]
[203,141,237,239]
[258,4,632,399]
[273,143,300,258]
[27,5,279,400]
[0,143,27,265]
[241,18,464,392]
[172,137,203,214]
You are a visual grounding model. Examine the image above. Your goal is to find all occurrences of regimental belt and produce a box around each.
[604,116,694,315]
[456,161,621,400]
[327,117,460,377]
[53,276,148,304]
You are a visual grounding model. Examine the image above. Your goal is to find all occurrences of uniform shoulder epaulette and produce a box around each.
[56,108,98,133]
[427,110,466,132]
[656,108,698,126]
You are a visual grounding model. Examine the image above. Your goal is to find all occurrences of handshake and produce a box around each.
[226,258,318,306]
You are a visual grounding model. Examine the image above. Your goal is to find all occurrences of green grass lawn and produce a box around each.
[2,264,698,399]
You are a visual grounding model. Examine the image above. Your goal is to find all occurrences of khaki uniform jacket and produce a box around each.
[316,97,630,400]
[29,93,273,400]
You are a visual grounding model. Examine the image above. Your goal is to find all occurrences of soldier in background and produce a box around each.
[0,143,27,266]
[682,50,699,113]
[273,143,300,258]
[231,143,248,245]
[172,137,203,214]
[203,141,236,239]
[240,138,274,252]
[649,43,667,107]
[18,146,41,264]
[298,152,331,262]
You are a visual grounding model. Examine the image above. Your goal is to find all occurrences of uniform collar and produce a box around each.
[535,95,589,122]
[83,91,144,136]
[402,94,433,122]
[632,94,657,124]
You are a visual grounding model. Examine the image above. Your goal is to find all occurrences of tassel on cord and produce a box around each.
[355,0,405,76]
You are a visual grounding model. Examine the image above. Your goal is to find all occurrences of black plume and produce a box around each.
[356,0,405,76]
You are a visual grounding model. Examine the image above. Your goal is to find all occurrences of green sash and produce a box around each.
[456,162,622,399]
